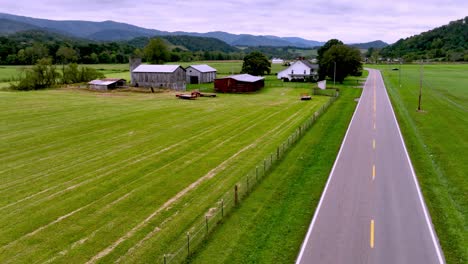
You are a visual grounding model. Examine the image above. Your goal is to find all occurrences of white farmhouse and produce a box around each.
[277,60,319,82]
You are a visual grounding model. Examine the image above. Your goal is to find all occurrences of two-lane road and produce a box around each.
[296,69,444,264]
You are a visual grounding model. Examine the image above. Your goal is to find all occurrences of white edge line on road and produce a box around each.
[295,71,372,263]
[377,70,445,264]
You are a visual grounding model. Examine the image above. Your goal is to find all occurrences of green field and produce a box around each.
[371,64,467,264]
[190,77,363,263]
[0,64,331,263]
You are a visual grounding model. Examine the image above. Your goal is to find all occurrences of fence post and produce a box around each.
[221,199,224,217]
[277,146,280,160]
[263,159,266,174]
[164,254,166,264]
[270,153,273,165]
[247,176,249,191]
[187,232,190,256]
[234,185,238,206]
[205,216,208,234]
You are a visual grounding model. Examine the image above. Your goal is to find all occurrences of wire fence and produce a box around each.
[159,93,339,264]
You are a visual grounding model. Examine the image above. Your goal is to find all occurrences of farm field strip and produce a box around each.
[0,98,269,190]
[0,84,326,263]
[0,99,288,209]
[0,103,286,215]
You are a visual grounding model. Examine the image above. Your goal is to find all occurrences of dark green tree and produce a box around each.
[144,38,170,64]
[241,51,271,76]
[11,58,59,90]
[320,44,363,84]
[317,39,344,79]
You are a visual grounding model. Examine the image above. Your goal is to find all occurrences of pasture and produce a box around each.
[0,64,329,263]
[371,64,467,264]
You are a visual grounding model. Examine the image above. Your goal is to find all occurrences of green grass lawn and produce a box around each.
[369,64,467,264]
[188,75,364,263]
[0,69,328,263]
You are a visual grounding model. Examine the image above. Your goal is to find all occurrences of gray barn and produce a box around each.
[186,64,217,84]
[130,59,186,91]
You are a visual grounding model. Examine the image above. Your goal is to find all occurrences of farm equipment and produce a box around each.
[300,93,312,100]
[175,90,217,100]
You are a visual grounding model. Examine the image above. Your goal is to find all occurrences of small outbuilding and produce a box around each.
[272,58,284,64]
[88,78,126,91]
[277,60,319,82]
[186,64,217,84]
[214,74,265,93]
[129,58,186,91]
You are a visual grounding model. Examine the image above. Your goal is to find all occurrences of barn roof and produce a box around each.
[132,65,183,73]
[219,74,264,83]
[188,64,217,73]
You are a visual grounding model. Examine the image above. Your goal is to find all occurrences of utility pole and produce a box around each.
[333,61,336,88]
[418,60,423,111]
[399,59,401,88]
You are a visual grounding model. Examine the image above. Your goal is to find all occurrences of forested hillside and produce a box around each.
[381,17,468,61]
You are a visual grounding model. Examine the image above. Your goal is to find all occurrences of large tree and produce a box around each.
[144,38,170,64]
[317,39,344,79]
[320,44,363,84]
[241,51,271,76]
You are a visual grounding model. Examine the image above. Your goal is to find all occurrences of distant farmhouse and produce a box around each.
[272,58,284,64]
[186,64,217,84]
[130,58,186,91]
[88,78,126,91]
[214,74,264,93]
[277,60,319,82]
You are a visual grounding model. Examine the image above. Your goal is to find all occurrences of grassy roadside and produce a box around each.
[189,78,363,263]
[371,64,467,264]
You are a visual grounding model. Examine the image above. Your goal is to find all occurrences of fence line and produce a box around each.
[161,93,339,264]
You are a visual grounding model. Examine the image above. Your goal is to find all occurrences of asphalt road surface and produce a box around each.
[296,69,444,264]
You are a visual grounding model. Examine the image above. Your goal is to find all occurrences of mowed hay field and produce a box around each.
[0,64,329,263]
[373,64,467,264]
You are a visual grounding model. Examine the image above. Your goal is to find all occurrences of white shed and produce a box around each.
[277,60,319,82]
[272,58,284,64]
[186,64,217,84]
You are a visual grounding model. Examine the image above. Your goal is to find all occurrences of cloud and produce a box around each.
[0,0,466,43]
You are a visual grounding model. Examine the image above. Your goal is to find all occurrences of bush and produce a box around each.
[11,58,59,90]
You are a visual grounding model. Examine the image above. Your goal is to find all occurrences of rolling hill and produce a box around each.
[0,12,325,47]
[380,16,468,61]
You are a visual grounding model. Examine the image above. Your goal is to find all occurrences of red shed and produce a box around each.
[214,74,265,93]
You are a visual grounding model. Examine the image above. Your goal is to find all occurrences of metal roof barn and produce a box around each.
[88,78,126,91]
[214,74,265,93]
[130,61,186,91]
[186,64,217,84]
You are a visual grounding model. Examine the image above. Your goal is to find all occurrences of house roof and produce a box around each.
[132,65,182,73]
[298,60,319,69]
[188,64,217,73]
[218,74,264,83]
[88,79,124,86]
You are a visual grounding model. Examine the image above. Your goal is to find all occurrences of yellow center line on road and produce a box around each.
[372,165,376,180]
[373,121,376,130]
[370,220,375,248]
[373,139,376,150]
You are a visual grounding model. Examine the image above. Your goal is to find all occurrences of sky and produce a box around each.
[0,0,466,43]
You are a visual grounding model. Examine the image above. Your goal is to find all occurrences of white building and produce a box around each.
[272,58,284,64]
[277,60,319,82]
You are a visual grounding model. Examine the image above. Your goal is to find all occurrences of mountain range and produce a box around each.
[0,12,387,49]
